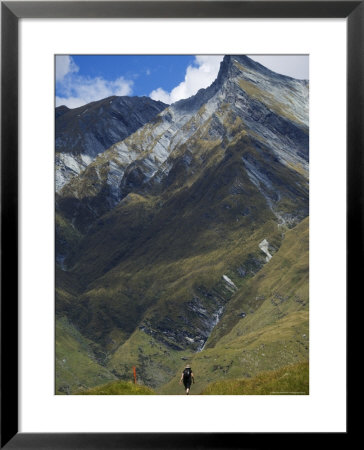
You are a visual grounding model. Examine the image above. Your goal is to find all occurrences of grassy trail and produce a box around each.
[77,361,308,395]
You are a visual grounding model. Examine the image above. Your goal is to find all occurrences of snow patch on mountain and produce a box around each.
[223,275,238,290]
[259,239,272,262]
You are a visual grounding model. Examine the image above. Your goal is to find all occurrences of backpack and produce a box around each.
[183,368,192,381]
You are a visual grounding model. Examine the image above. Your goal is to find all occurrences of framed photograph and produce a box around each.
[1,1,356,447]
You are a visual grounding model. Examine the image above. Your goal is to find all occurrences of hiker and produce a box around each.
[179,364,194,395]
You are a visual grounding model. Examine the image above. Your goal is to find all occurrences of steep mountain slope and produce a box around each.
[159,217,309,394]
[55,96,167,190]
[55,55,309,393]
[56,317,116,394]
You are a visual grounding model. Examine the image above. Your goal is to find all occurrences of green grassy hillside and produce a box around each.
[108,328,194,389]
[56,213,308,394]
[78,380,155,395]
[206,216,309,349]
[56,318,116,394]
[201,361,308,395]
[159,218,308,394]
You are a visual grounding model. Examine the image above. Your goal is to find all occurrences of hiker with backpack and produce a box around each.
[179,364,194,395]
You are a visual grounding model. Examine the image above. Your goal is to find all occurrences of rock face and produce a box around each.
[55,55,309,392]
[55,96,168,190]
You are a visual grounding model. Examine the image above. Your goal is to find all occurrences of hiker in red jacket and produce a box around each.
[179,364,194,394]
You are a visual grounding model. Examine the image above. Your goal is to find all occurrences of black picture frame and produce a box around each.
[1,1,357,448]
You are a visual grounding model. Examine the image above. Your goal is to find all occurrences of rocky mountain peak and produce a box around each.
[57,54,309,235]
[171,54,306,117]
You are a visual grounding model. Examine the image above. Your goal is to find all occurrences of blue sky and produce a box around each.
[72,55,195,95]
[56,55,308,109]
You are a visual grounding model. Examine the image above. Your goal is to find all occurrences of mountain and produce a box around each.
[55,96,168,190]
[57,55,308,232]
[55,105,70,119]
[55,55,309,394]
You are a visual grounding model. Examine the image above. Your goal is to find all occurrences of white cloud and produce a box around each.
[56,76,134,108]
[248,55,309,80]
[150,55,223,104]
[55,55,79,82]
[148,87,171,105]
[56,56,134,108]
